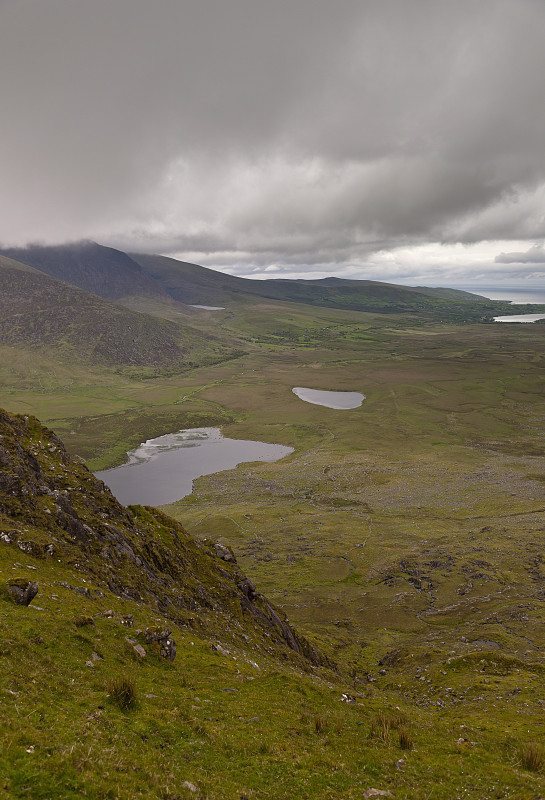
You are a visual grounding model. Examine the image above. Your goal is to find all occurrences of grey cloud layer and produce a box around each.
[496,244,545,263]
[1,0,545,281]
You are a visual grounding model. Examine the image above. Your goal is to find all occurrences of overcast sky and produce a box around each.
[1,0,545,287]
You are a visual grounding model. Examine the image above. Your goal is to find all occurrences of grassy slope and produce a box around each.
[1,294,545,795]
[0,409,323,661]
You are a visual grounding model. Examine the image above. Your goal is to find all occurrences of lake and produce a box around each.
[292,387,365,409]
[493,314,545,323]
[94,427,293,506]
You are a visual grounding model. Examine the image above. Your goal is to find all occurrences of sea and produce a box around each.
[457,286,545,304]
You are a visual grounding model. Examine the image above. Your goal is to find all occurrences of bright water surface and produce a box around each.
[446,286,545,304]
[492,291,545,304]
[493,314,545,323]
[95,427,293,506]
[189,305,225,310]
[292,387,365,409]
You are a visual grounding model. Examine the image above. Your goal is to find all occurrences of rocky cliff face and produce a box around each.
[0,408,329,668]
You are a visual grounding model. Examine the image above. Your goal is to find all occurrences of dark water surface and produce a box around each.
[95,427,293,506]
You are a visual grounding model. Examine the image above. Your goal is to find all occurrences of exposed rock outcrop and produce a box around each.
[7,578,38,605]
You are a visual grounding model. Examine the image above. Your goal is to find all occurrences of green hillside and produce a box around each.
[0,408,323,662]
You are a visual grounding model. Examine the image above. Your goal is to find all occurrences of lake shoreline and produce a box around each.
[95,426,293,506]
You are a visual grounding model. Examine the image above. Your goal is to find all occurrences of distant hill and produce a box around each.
[130,252,253,306]
[254,275,490,302]
[0,254,233,368]
[0,242,170,302]
[131,252,510,319]
[408,285,491,302]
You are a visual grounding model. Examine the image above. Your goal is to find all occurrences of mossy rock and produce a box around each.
[6,578,39,605]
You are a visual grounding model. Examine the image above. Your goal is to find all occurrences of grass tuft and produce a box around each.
[369,710,407,742]
[73,615,94,627]
[192,719,208,738]
[314,714,329,734]
[398,726,413,750]
[520,743,545,772]
[107,674,137,711]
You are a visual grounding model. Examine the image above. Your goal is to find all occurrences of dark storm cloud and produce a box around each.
[1,0,545,281]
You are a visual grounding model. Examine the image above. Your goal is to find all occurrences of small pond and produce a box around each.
[292,387,365,409]
[189,305,225,310]
[493,313,545,323]
[94,427,293,506]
